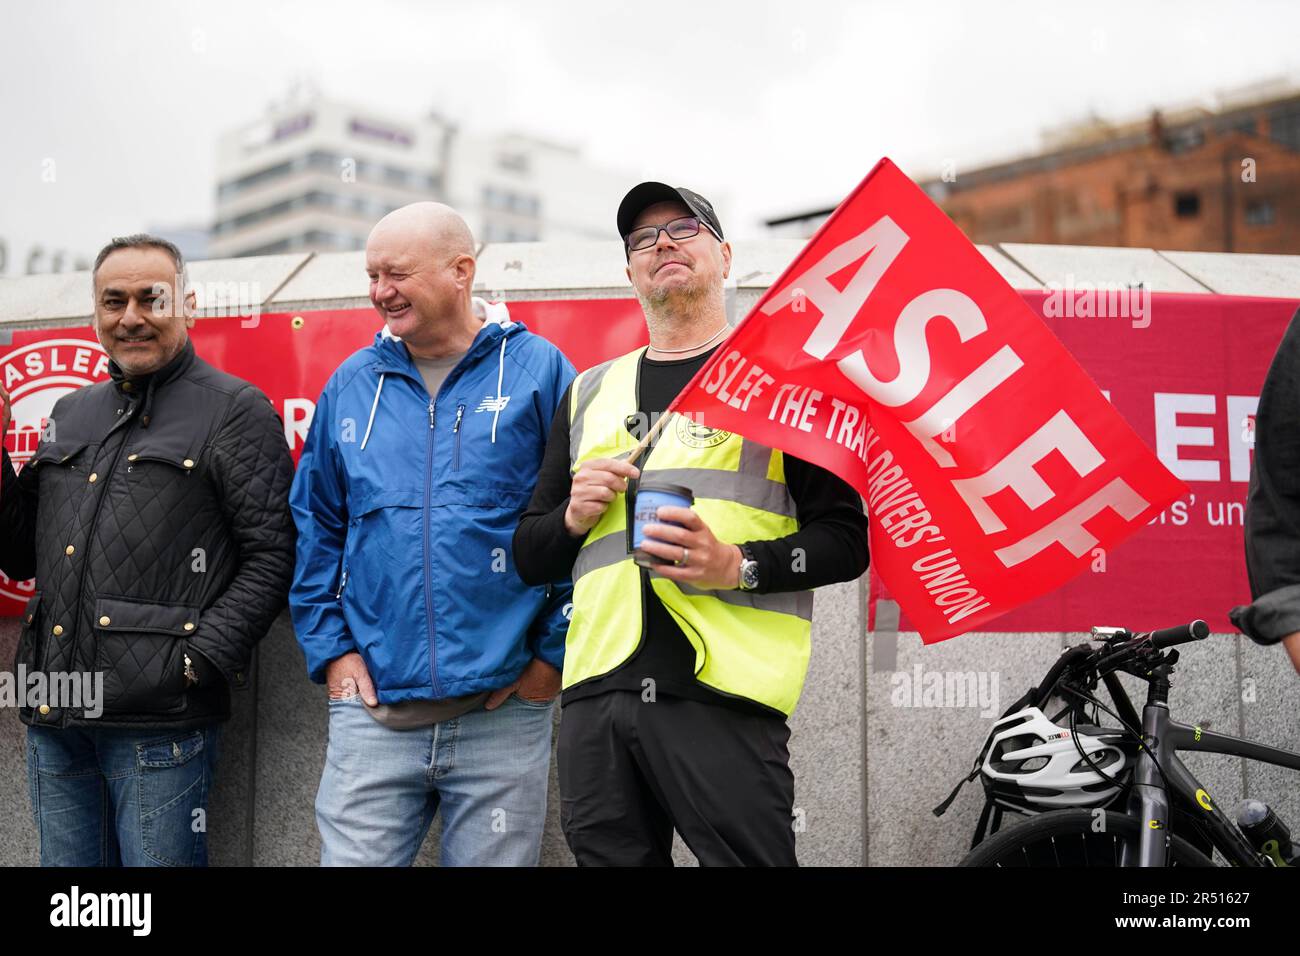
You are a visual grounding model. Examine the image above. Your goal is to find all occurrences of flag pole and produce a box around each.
[626,410,674,467]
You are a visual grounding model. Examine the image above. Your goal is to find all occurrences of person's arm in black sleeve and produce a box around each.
[740,453,869,593]
[189,385,297,690]
[0,445,40,581]
[1230,306,1300,668]
[513,381,585,586]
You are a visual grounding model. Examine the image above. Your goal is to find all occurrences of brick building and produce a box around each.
[924,86,1300,253]
[766,83,1300,254]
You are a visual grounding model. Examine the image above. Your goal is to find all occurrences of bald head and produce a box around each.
[368,201,476,260]
[365,202,481,358]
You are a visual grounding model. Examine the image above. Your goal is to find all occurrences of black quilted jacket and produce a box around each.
[0,339,295,729]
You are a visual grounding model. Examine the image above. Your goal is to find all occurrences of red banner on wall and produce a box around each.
[2,287,1296,633]
[964,290,1299,635]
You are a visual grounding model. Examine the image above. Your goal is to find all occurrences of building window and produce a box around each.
[982,204,1026,233]
[382,165,413,187]
[498,151,530,174]
[217,148,442,202]
[238,238,295,256]
[482,185,540,218]
[1268,102,1300,151]
[1245,200,1275,226]
[1174,192,1200,218]
[301,229,366,249]
[1213,113,1257,137]
[218,158,295,200]
[214,188,408,235]
[1167,126,1205,154]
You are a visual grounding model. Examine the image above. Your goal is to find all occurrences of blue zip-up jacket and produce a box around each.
[289,299,576,702]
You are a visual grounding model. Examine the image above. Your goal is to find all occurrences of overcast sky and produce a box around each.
[2,0,1299,269]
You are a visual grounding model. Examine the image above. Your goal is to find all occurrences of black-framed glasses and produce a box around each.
[624,215,716,253]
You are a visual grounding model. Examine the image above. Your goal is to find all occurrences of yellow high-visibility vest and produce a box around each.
[565,347,813,716]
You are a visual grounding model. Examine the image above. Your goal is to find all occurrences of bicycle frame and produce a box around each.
[1112,665,1300,867]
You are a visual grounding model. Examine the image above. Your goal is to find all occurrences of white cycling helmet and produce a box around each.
[980,707,1129,812]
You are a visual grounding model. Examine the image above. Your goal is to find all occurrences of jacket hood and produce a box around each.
[371,296,516,358]
[360,297,521,450]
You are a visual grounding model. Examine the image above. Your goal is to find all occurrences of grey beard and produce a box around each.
[638,274,724,328]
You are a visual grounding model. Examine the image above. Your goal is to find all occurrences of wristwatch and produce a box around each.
[737,545,760,591]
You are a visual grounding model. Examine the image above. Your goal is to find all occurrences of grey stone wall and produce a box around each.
[3,586,1295,866]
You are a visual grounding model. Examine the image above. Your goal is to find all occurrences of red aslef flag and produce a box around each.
[668,158,1187,642]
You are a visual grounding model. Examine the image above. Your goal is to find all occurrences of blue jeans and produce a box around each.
[316,692,555,866]
[26,723,222,867]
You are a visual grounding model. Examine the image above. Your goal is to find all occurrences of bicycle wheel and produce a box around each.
[959,809,1216,867]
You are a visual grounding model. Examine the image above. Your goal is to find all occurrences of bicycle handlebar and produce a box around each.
[1033,644,1096,702]
[1143,619,1210,649]
[1039,621,1214,700]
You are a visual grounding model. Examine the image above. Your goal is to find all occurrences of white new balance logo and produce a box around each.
[475,396,510,413]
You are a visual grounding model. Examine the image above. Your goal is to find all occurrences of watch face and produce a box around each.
[741,561,759,590]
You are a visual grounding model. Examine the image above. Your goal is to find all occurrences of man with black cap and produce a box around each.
[513,183,869,865]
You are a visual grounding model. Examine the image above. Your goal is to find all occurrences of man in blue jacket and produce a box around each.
[290,202,575,866]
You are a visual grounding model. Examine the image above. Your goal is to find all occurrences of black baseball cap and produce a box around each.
[616,182,725,247]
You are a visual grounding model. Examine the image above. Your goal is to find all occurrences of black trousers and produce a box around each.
[557,690,798,866]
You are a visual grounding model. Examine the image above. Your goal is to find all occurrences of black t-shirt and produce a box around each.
[512,344,870,716]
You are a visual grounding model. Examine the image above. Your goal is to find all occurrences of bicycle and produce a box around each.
[935,620,1300,867]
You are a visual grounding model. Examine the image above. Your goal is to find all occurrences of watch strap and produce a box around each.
[738,544,760,591]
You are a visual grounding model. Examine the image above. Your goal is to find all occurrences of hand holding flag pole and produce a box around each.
[625,408,676,467]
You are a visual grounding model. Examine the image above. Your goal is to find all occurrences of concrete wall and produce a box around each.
[1,240,1298,866]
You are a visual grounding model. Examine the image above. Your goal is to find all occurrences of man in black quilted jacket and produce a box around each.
[0,234,296,866]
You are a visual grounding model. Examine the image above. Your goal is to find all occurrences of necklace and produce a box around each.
[647,323,729,355]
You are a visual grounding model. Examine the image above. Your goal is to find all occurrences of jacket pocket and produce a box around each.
[94,596,200,715]
[27,439,95,500]
[336,516,360,600]
[27,439,92,469]
[122,450,200,475]
[13,591,41,673]
[336,499,428,694]
[122,427,203,473]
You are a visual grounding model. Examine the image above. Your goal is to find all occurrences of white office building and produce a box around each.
[210,95,635,257]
